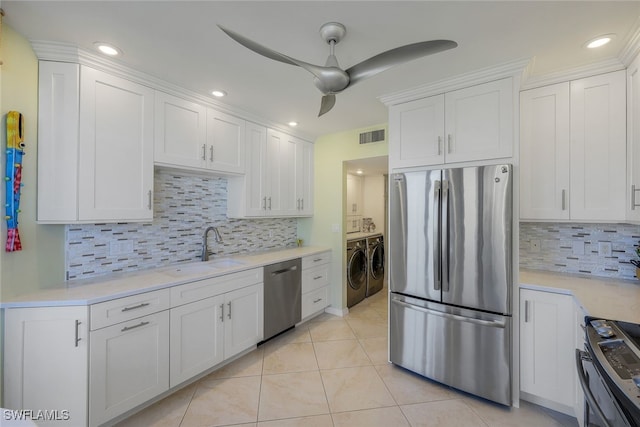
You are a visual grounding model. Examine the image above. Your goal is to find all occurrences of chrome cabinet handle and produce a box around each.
[210,145,214,162]
[262,197,267,210]
[313,275,323,280]
[122,302,150,312]
[220,303,224,322]
[297,199,300,210]
[268,197,272,210]
[121,321,150,333]
[313,298,322,303]
[202,144,206,160]
[561,189,566,211]
[227,302,232,319]
[147,190,153,210]
[301,198,304,210]
[75,320,82,347]
[524,300,530,323]
[437,136,442,155]
[632,185,640,210]
[447,134,452,154]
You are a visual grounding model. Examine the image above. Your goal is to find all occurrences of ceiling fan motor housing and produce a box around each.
[319,22,347,44]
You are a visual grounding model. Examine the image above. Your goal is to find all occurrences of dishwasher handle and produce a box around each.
[270,265,298,276]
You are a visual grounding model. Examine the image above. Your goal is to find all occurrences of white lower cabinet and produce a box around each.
[301,251,331,320]
[89,310,170,426]
[4,306,89,427]
[223,284,264,358]
[520,288,576,415]
[575,305,587,427]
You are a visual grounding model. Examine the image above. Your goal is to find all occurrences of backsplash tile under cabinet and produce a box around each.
[520,222,640,281]
[65,170,297,280]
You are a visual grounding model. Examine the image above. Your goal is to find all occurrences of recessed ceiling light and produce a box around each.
[94,42,121,56]
[356,169,364,175]
[211,90,227,98]
[288,121,298,127]
[586,34,615,49]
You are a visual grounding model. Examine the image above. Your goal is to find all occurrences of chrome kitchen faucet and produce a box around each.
[202,226,223,261]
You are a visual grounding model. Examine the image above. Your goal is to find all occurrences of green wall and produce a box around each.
[1,25,66,301]
[298,125,388,311]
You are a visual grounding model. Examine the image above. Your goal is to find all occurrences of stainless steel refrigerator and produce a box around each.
[389,164,512,406]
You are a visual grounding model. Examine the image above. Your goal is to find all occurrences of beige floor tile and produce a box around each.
[257,414,333,426]
[359,336,389,365]
[345,303,385,321]
[320,366,396,413]
[308,319,356,341]
[258,371,329,421]
[180,376,261,427]
[463,397,573,427]
[375,364,456,405]
[400,399,489,427]
[313,339,372,369]
[114,383,196,427]
[204,347,264,380]
[332,406,410,427]
[264,324,312,346]
[262,342,318,374]
[346,316,387,339]
[308,312,344,322]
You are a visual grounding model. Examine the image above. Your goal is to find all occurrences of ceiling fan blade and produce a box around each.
[218,25,328,81]
[346,40,458,87]
[318,94,336,117]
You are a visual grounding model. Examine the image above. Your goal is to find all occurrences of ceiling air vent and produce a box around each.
[359,129,385,144]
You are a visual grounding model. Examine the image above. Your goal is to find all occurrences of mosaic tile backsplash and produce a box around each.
[520,222,640,281]
[65,169,297,280]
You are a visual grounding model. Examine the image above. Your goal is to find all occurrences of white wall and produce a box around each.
[362,175,386,235]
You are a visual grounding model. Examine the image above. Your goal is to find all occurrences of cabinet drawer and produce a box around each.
[302,251,331,269]
[302,286,329,319]
[91,289,170,330]
[171,268,263,307]
[302,264,330,293]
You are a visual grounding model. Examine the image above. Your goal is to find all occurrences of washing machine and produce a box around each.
[366,234,384,297]
[346,238,368,308]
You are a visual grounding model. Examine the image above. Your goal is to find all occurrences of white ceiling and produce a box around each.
[3,1,640,140]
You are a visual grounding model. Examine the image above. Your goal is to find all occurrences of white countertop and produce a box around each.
[1,246,331,308]
[346,231,383,241]
[520,269,640,323]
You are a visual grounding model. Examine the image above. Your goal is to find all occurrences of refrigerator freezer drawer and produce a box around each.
[389,295,512,406]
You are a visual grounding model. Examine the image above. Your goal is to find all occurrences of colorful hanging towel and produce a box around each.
[5,111,25,252]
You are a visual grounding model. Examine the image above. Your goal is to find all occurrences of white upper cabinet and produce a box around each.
[154,92,246,175]
[154,92,207,169]
[37,61,154,223]
[521,70,626,221]
[227,125,312,218]
[520,83,571,220]
[570,71,626,221]
[628,55,640,222]
[389,78,513,169]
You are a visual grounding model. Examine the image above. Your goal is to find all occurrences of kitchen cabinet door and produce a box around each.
[224,283,263,359]
[628,55,640,222]
[294,139,314,216]
[266,129,297,216]
[206,108,246,174]
[520,83,571,220]
[444,78,513,164]
[89,311,170,426]
[154,91,207,169]
[170,295,225,387]
[389,94,445,169]
[346,174,364,216]
[520,288,575,415]
[4,306,89,427]
[570,70,626,221]
[78,66,154,222]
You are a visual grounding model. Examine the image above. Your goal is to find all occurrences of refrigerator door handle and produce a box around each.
[441,179,450,293]
[393,299,507,328]
[434,180,442,291]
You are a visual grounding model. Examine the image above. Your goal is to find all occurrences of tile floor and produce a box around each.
[116,290,578,427]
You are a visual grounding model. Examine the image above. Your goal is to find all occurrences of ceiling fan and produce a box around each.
[218,22,457,117]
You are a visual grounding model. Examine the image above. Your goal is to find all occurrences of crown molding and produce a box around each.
[379,58,531,106]
[30,41,315,142]
[520,58,626,91]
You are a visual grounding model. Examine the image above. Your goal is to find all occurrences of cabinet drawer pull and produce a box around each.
[632,185,640,210]
[121,302,150,312]
[202,144,207,160]
[561,189,566,211]
[262,197,267,210]
[148,190,153,210]
[268,197,272,210]
[313,258,323,262]
[121,321,150,332]
[524,300,530,323]
[227,302,232,319]
[75,320,82,347]
[313,298,323,304]
[313,275,323,280]
[210,145,214,162]
[220,303,224,322]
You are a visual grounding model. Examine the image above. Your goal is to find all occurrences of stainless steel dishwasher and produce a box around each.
[263,258,302,341]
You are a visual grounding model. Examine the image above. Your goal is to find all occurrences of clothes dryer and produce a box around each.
[366,234,384,297]
[346,238,367,308]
